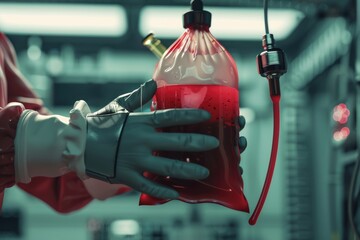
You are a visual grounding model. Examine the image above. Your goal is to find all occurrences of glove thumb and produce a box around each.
[114,79,157,112]
[92,79,157,115]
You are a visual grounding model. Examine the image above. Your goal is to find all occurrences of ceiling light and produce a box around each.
[110,220,140,236]
[0,3,127,37]
[140,6,304,40]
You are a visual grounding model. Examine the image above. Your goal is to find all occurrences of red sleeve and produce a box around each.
[17,175,93,214]
[0,103,24,210]
[0,33,48,114]
[0,33,94,213]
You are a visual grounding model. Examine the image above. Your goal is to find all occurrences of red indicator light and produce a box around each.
[333,127,351,141]
[333,103,350,124]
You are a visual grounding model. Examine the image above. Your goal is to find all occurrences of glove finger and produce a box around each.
[142,156,209,180]
[238,115,246,131]
[239,136,247,153]
[149,108,211,128]
[239,166,243,175]
[127,172,179,199]
[115,79,157,112]
[150,133,219,152]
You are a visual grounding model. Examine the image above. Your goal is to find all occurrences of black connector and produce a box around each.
[183,0,211,28]
[256,34,287,97]
[191,0,203,11]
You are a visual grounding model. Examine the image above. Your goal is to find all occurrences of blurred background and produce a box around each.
[1,0,359,239]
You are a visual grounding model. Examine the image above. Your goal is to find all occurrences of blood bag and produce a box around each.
[139,0,249,213]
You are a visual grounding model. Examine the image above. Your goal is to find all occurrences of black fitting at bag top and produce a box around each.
[183,0,212,28]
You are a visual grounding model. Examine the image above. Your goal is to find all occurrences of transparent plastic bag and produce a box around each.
[139,26,249,213]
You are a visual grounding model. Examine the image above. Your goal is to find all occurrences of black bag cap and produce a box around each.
[183,0,212,28]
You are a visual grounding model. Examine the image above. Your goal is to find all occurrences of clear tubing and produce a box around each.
[264,0,269,34]
[249,95,280,225]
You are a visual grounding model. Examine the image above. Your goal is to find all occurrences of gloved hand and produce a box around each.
[238,115,247,175]
[85,79,219,199]
[14,79,218,199]
[14,79,244,201]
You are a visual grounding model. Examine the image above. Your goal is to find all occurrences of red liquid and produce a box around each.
[139,84,249,212]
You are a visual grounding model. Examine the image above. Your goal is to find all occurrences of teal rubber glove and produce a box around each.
[85,79,219,199]
[238,115,247,175]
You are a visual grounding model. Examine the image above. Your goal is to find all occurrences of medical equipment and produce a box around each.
[141,0,287,225]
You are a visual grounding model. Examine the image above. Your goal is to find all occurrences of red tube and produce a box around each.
[249,95,280,225]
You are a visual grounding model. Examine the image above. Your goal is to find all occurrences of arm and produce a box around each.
[0,33,128,213]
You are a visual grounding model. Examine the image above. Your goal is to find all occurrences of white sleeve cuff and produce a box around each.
[14,100,91,183]
[14,109,33,183]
